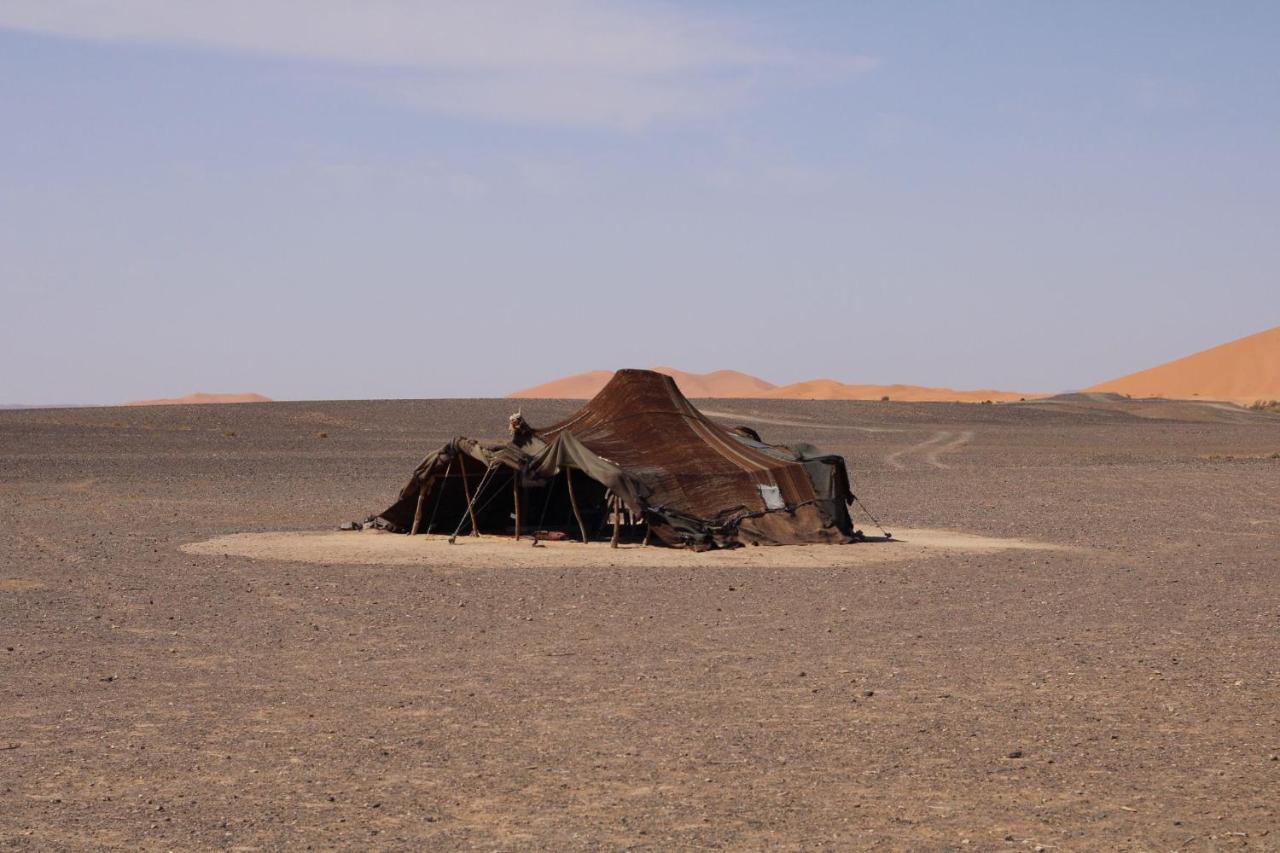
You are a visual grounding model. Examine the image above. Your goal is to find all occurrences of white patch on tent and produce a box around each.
[757,484,785,510]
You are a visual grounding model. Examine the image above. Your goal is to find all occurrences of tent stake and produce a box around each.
[565,468,589,543]
[513,471,522,540]
[409,477,428,536]
[610,496,621,549]
[458,457,479,536]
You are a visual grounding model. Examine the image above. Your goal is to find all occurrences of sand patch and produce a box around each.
[0,578,46,591]
[181,528,1062,570]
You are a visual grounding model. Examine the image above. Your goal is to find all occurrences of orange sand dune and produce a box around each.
[509,368,775,399]
[125,392,273,407]
[1087,325,1280,405]
[760,379,1032,403]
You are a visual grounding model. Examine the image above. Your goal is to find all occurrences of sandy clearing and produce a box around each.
[181,528,1064,570]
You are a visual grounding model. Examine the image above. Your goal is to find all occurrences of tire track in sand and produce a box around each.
[884,431,952,469]
[924,430,974,469]
[701,410,900,433]
[884,430,974,469]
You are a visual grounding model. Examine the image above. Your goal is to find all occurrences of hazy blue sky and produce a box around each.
[2,1,1277,403]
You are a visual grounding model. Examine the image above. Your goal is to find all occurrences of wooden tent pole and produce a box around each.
[610,495,621,549]
[513,471,522,540]
[564,468,589,543]
[449,462,496,544]
[409,477,429,536]
[423,458,453,536]
[458,457,479,536]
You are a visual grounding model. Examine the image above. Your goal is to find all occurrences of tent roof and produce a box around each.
[535,369,818,522]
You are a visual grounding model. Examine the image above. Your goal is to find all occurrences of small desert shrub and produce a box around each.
[880,395,890,402]
[1248,400,1279,412]
[317,432,328,439]
[224,431,237,438]
[1269,451,1280,460]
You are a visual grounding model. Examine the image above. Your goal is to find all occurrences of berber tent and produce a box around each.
[367,369,860,549]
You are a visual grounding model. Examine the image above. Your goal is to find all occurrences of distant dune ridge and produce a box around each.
[109,326,1278,407]
[509,369,1031,402]
[509,368,777,399]
[125,392,272,407]
[1086,325,1280,405]
[756,380,1030,403]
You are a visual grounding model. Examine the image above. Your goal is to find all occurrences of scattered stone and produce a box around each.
[1007,750,1024,759]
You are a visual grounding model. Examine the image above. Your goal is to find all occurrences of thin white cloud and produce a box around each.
[0,0,876,128]
[371,67,755,129]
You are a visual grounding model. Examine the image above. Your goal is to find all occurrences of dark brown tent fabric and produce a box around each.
[536,370,816,515]
[370,369,857,548]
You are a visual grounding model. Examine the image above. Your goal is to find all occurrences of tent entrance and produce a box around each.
[421,464,638,543]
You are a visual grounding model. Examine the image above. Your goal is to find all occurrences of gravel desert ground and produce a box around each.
[3,396,1279,850]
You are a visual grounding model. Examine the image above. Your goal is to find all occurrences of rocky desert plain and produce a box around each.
[3,326,1280,850]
